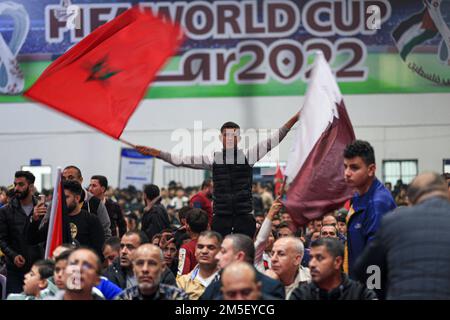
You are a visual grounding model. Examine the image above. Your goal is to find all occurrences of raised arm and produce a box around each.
[247,112,300,165]
[135,145,212,170]
[254,199,283,271]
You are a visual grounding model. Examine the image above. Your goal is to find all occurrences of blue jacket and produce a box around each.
[96,276,122,300]
[347,178,396,278]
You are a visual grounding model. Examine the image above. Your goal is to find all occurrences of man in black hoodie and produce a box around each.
[141,184,170,242]
[290,238,376,300]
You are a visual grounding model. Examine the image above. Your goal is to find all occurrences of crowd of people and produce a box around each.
[1,136,450,300]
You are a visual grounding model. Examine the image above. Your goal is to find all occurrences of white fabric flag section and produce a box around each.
[45,167,62,259]
[284,51,342,183]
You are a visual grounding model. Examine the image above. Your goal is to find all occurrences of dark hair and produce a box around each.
[103,236,121,252]
[143,184,160,201]
[225,234,255,264]
[63,166,82,179]
[199,230,223,245]
[123,231,149,245]
[201,179,212,190]
[33,259,55,279]
[277,222,291,230]
[186,208,209,234]
[126,212,138,222]
[220,121,240,134]
[63,180,83,198]
[311,238,344,258]
[55,249,74,264]
[91,175,108,190]
[343,140,375,166]
[175,233,191,249]
[15,171,35,184]
[178,206,191,221]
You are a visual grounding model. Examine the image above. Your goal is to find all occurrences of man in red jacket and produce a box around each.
[190,179,213,226]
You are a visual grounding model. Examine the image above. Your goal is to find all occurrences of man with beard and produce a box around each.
[29,180,105,259]
[115,244,188,300]
[290,238,376,300]
[104,231,148,289]
[0,171,43,294]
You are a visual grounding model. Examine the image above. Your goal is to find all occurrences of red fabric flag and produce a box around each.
[283,52,355,226]
[25,7,183,139]
[45,170,71,258]
[274,163,284,197]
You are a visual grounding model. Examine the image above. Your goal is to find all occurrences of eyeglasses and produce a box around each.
[321,232,336,237]
[223,288,254,299]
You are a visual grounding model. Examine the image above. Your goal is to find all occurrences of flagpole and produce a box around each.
[278,176,288,198]
[45,167,62,259]
[118,138,136,149]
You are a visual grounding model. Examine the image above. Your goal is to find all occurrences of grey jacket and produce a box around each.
[354,197,450,300]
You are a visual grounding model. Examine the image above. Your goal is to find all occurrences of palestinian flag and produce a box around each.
[392,8,438,61]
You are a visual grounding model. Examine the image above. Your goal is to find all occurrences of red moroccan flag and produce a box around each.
[274,163,284,197]
[25,7,183,138]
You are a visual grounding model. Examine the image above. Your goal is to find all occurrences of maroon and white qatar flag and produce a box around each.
[283,51,356,226]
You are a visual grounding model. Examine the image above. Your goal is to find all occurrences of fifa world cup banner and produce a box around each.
[0,0,449,102]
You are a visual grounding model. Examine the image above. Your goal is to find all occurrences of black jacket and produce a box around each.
[141,202,170,241]
[161,267,177,287]
[0,197,43,272]
[103,257,128,289]
[354,197,450,300]
[27,209,104,259]
[105,198,126,238]
[289,274,377,300]
[199,269,285,300]
[212,149,253,217]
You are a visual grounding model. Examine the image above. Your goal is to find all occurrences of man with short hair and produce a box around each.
[0,171,43,294]
[135,113,300,239]
[290,238,377,300]
[322,214,337,227]
[177,231,222,299]
[89,175,126,238]
[141,184,171,242]
[190,179,213,226]
[115,244,189,300]
[221,262,272,300]
[343,140,396,277]
[29,180,105,259]
[103,231,147,289]
[61,166,111,240]
[200,233,285,300]
[103,237,121,268]
[320,225,338,239]
[177,208,209,275]
[51,248,105,300]
[268,237,311,299]
[276,222,294,238]
[355,172,450,299]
